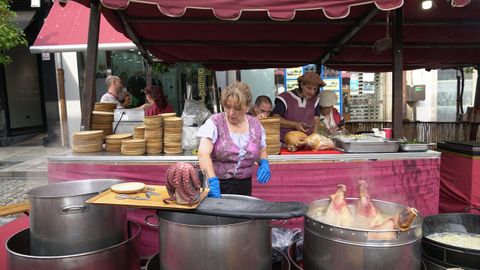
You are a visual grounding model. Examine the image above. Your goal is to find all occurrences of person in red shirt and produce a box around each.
[143,86,174,116]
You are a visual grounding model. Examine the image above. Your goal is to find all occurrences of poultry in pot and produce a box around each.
[323,184,354,227]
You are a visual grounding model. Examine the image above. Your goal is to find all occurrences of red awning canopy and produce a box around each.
[77,0,477,71]
[30,0,135,53]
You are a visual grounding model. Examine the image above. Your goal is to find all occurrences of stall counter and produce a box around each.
[48,151,441,257]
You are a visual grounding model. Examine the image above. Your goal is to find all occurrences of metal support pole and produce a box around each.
[81,0,101,130]
[392,8,403,139]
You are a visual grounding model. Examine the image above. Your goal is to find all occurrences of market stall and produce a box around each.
[47,150,440,257]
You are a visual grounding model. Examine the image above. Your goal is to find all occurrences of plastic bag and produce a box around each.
[182,126,200,151]
[271,227,303,253]
[181,99,211,126]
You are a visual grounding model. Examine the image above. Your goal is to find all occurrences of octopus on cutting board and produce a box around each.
[164,162,202,205]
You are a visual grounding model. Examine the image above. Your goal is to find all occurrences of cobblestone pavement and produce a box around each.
[0,176,48,226]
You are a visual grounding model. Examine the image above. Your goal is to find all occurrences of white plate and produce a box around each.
[111,182,146,194]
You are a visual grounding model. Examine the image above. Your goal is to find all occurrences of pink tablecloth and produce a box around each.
[48,158,440,257]
[439,151,480,214]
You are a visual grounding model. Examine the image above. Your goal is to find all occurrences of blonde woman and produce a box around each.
[197,82,270,197]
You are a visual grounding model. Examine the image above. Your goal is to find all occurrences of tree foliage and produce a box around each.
[0,0,28,64]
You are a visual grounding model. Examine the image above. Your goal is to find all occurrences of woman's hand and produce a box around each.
[295,122,309,133]
[256,159,271,184]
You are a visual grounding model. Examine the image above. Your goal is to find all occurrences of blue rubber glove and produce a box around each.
[207,176,221,198]
[256,159,271,184]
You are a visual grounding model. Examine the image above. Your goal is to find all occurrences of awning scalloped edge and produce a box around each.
[99,0,406,21]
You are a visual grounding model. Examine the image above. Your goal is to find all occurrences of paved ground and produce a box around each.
[0,136,69,226]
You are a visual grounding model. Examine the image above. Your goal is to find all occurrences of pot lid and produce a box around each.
[192,197,307,219]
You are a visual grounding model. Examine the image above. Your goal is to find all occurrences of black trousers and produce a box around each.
[219,177,252,196]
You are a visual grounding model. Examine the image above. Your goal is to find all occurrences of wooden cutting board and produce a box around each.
[86,185,209,210]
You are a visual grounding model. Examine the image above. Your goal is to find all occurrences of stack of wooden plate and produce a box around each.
[72,130,104,153]
[133,125,145,139]
[260,117,281,155]
[121,139,146,155]
[94,102,116,112]
[91,111,114,136]
[144,115,163,154]
[105,133,133,152]
[159,112,177,118]
[163,116,183,154]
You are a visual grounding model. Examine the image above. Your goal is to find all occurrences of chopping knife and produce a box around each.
[189,197,308,220]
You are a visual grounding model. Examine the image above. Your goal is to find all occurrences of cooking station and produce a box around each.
[43,150,441,258]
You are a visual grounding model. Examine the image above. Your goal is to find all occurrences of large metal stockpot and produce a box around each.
[6,221,140,270]
[148,194,272,270]
[304,198,423,270]
[27,179,127,255]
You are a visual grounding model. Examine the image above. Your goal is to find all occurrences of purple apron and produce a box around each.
[211,113,262,179]
[277,89,319,141]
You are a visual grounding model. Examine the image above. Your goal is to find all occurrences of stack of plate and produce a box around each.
[121,139,146,156]
[105,133,133,152]
[163,116,183,154]
[260,117,281,155]
[94,102,116,112]
[133,126,145,139]
[144,115,163,154]
[91,111,114,136]
[71,130,104,153]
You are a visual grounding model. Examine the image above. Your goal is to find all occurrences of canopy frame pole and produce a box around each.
[81,0,101,130]
[115,10,153,64]
[318,8,378,65]
[392,8,403,139]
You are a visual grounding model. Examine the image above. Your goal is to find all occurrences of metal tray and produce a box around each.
[400,143,429,152]
[334,137,400,153]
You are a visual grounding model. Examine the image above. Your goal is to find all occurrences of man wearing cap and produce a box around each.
[272,72,326,142]
[318,90,346,134]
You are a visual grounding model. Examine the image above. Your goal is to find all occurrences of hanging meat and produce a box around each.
[323,184,355,227]
[164,162,202,205]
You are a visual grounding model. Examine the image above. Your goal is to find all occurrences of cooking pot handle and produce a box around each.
[270,219,287,228]
[61,205,88,214]
[145,214,160,228]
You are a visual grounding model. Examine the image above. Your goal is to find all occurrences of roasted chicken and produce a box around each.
[304,133,335,151]
[284,131,308,152]
[284,131,335,152]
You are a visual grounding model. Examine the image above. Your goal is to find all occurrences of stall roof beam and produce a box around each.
[126,17,480,26]
[392,8,403,139]
[318,8,379,65]
[115,10,154,64]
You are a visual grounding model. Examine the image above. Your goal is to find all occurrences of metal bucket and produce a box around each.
[147,195,272,270]
[27,179,127,255]
[6,221,140,270]
[304,198,423,270]
[145,247,290,270]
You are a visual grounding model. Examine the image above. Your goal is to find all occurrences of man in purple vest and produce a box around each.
[272,72,326,142]
[197,82,271,197]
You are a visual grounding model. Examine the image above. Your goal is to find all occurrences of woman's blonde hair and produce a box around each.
[221,82,252,108]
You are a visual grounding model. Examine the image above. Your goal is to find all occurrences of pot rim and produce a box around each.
[156,212,261,228]
[27,179,123,198]
[6,221,140,259]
